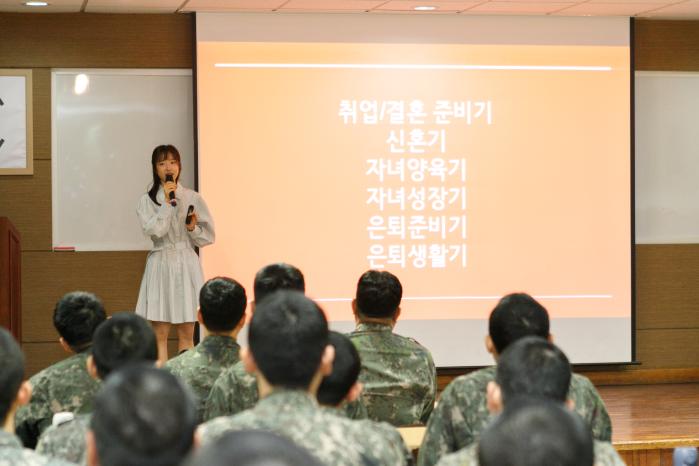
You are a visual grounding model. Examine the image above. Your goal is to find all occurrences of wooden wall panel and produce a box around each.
[22,342,69,376]
[0,14,193,69]
[0,160,52,252]
[635,244,699,329]
[635,20,699,72]
[21,251,147,342]
[636,328,699,369]
[33,68,51,161]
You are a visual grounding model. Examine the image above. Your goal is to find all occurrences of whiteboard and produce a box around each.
[52,69,194,251]
[635,71,699,244]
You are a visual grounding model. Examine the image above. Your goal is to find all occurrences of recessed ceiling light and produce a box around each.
[414,6,437,11]
[24,1,49,6]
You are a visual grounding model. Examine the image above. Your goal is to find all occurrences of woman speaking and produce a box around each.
[135,144,215,364]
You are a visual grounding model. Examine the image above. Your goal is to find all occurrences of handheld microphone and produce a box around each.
[165,174,177,206]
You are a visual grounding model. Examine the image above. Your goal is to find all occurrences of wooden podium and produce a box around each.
[0,217,21,341]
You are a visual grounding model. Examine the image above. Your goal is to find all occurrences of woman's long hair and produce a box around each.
[147,145,181,206]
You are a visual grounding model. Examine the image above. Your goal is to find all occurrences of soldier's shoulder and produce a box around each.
[435,444,479,466]
[443,367,495,395]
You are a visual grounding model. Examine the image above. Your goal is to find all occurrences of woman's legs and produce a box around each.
[151,321,172,365]
[176,322,195,354]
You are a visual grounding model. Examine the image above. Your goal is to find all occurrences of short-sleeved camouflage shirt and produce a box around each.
[36,415,90,466]
[348,323,437,426]
[15,351,99,448]
[433,439,625,466]
[200,390,382,466]
[202,360,258,421]
[165,335,243,420]
[0,431,74,466]
[418,366,612,466]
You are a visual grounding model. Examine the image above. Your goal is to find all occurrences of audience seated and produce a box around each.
[165,276,248,420]
[418,293,611,466]
[348,270,437,426]
[15,292,107,448]
[479,399,594,466]
[203,263,305,420]
[186,430,324,466]
[86,365,197,466]
[435,337,624,466]
[0,327,73,465]
[199,290,402,466]
[36,312,159,465]
[318,331,414,466]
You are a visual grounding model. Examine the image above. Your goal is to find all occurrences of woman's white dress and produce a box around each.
[135,184,215,323]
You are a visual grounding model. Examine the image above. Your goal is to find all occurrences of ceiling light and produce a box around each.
[24,1,49,5]
[414,6,437,11]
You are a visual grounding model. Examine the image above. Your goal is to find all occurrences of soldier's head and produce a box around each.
[243,290,333,393]
[317,331,362,408]
[186,430,324,466]
[198,276,247,334]
[89,312,158,380]
[487,293,550,357]
[353,270,403,322]
[87,366,197,466]
[53,291,107,353]
[253,263,305,304]
[0,328,31,427]
[478,399,593,466]
[487,336,572,415]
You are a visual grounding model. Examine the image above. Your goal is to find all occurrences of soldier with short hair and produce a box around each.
[434,337,623,466]
[203,263,305,421]
[318,331,414,466]
[165,276,250,420]
[15,292,107,448]
[199,290,402,466]
[348,270,437,426]
[418,293,612,466]
[0,327,73,466]
[35,312,159,465]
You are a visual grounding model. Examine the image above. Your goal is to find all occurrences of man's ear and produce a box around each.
[241,347,257,375]
[59,337,73,354]
[16,381,32,407]
[196,309,204,327]
[547,333,555,344]
[192,429,201,451]
[351,299,359,317]
[486,381,503,415]
[485,335,497,356]
[234,313,247,333]
[86,430,100,466]
[345,382,363,403]
[393,306,401,322]
[319,344,336,377]
[86,355,99,380]
[250,301,256,315]
[565,398,576,411]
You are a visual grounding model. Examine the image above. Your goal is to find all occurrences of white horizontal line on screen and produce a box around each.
[314,294,613,303]
[214,63,613,72]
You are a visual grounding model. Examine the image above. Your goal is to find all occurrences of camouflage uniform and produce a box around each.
[344,396,369,420]
[0,431,74,466]
[320,405,414,466]
[348,323,437,426]
[202,361,258,421]
[165,335,243,421]
[418,366,612,466]
[433,440,625,466]
[15,352,99,448]
[200,389,396,466]
[35,414,90,466]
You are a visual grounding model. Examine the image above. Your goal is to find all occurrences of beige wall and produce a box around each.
[1,15,698,376]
